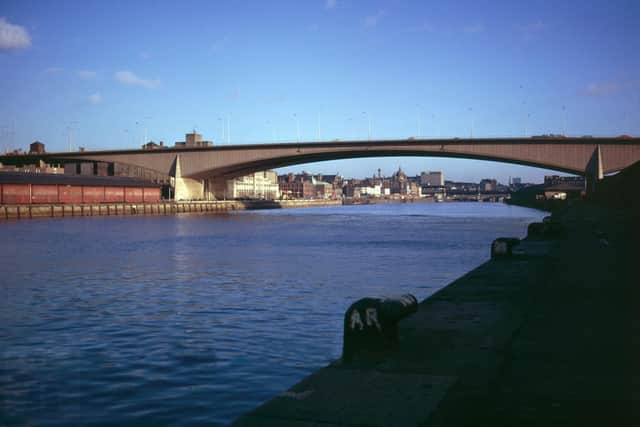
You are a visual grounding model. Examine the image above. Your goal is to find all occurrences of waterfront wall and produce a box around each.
[0,199,341,220]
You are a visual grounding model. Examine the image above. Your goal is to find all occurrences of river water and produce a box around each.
[0,202,544,426]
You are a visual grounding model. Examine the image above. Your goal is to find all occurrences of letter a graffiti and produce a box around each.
[350,310,364,330]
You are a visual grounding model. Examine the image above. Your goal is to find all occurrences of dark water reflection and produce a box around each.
[0,202,544,426]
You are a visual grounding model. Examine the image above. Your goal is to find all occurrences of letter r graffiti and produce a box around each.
[365,308,382,331]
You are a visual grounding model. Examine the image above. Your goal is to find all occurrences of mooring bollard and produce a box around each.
[527,222,547,239]
[342,294,418,364]
[528,219,566,240]
[491,237,520,259]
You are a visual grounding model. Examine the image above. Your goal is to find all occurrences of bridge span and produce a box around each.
[2,137,639,199]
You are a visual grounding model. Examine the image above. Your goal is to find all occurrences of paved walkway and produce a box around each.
[232,203,638,426]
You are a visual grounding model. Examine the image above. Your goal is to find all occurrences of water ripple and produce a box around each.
[0,203,544,426]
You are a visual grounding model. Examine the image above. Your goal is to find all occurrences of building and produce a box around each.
[480,179,498,193]
[175,131,213,148]
[0,160,64,174]
[226,170,280,200]
[142,141,166,150]
[29,141,45,154]
[511,177,522,185]
[279,172,343,199]
[420,171,444,187]
[543,183,584,200]
[390,167,409,195]
[544,175,585,187]
[0,172,162,204]
[356,184,382,197]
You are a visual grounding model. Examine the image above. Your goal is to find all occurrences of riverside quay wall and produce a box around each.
[0,199,341,220]
[232,200,638,426]
[0,171,341,220]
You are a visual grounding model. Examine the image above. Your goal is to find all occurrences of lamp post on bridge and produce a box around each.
[346,117,354,139]
[217,117,225,143]
[468,107,474,139]
[293,113,300,143]
[266,120,277,143]
[362,111,371,141]
[66,121,78,152]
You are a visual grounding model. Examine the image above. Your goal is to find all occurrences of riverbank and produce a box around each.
[231,199,638,426]
[0,199,341,220]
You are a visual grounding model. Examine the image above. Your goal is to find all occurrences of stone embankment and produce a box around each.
[232,199,638,426]
[0,199,341,220]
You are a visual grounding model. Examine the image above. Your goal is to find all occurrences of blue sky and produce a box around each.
[1,0,638,183]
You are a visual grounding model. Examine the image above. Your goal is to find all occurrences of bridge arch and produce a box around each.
[189,149,585,181]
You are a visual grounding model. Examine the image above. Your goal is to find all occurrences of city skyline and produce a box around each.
[1,0,639,183]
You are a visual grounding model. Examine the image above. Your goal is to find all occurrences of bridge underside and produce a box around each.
[192,150,588,181]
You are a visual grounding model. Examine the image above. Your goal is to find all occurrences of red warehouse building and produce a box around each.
[0,173,162,205]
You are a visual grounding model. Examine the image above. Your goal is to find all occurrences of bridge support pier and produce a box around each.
[207,178,228,200]
[585,145,603,195]
[172,154,204,201]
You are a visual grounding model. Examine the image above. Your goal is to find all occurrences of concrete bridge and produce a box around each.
[2,136,639,199]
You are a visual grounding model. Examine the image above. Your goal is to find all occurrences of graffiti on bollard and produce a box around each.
[491,237,520,259]
[342,294,418,364]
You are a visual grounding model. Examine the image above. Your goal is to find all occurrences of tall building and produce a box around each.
[391,167,409,194]
[226,170,280,200]
[420,171,444,186]
[175,131,213,148]
[29,141,45,154]
[480,178,498,192]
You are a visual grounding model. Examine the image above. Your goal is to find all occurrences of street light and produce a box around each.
[362,111,371,140]
[266,120,277,143]
[136,116,152,145]
[0,126,8,153]
[562,105,567,136]
[416,104,422,137]
[468,107,474,138]
[432,113,440,137]
[66,121,78,151]
[217,117,226,143]
[293,113,300,142]
[347,117,354,139]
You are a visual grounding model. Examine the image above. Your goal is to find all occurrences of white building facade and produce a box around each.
[226,170,280,200]
[420,171,444,186]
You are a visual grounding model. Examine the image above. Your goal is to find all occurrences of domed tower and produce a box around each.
[391,166,409,194]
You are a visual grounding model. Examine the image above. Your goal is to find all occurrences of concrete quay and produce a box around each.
[0,199,340,220]
[232,202,638,426]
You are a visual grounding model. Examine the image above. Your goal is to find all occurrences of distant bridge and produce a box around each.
[2,137,639,199]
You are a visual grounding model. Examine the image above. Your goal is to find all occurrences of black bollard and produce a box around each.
[491,237,521,259]
[527,222,547,239]
[342,294,418,364]
[528,219,566,240]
